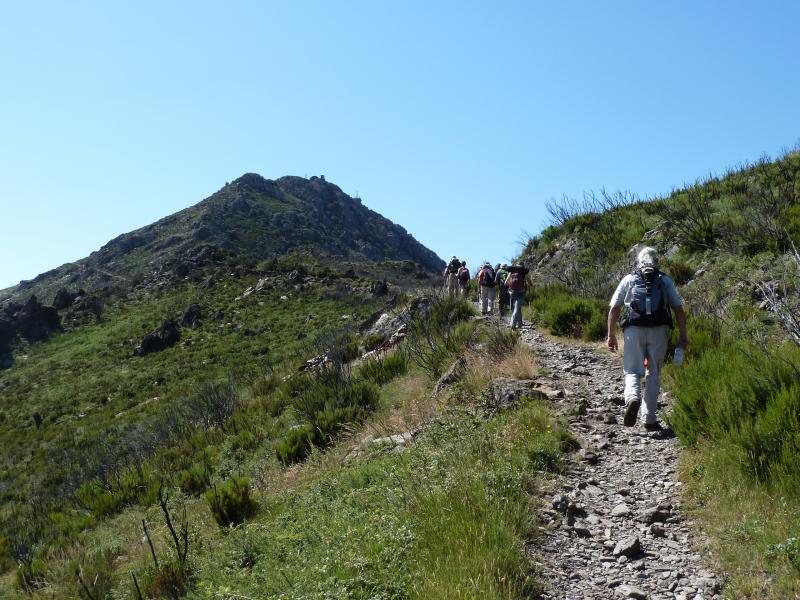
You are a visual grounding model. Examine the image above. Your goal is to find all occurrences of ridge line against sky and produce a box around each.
[1,0,798,289]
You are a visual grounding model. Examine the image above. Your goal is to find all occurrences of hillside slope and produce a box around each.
[1,173,444,305]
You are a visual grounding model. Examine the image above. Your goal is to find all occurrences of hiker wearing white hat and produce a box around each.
[607,247,688,430]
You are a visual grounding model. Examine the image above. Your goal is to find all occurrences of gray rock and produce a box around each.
[639,506,670,524]
[613,535,641,558]
[134,319,180,356]
[552,494,569,513]
[611,504,631,517]
[432,356,467,396]
[616,584,647,599]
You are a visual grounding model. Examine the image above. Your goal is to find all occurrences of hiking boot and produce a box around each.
[643,421,663,432]
[623,400,640,427]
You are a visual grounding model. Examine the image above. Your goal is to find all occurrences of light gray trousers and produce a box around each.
[480,285,496,314]
[622,325,670,424]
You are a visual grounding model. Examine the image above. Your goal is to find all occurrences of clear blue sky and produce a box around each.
[1,1,798,289]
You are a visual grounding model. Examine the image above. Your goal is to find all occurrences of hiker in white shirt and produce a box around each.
[607,247,688,430]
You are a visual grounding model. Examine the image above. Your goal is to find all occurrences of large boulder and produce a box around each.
[52,288,82,310]
[11,296,61,342]
[135,319,181,356]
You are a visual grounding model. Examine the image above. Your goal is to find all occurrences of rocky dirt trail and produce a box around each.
[518,324,721,600]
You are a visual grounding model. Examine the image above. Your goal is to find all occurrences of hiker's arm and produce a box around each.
[673,305,688,349]
[607,306,621,352]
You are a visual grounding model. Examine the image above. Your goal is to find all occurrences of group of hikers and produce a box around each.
[442,246,689,431]
[443,256,530,329]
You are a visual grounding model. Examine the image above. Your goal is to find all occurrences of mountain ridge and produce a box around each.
[1,173,444,305]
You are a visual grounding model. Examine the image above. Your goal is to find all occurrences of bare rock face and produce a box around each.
[135,319,181,356]
[0,318,15,369]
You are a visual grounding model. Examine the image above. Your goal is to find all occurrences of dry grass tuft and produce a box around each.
[495,343,538,380]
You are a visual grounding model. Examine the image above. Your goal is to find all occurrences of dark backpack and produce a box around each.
[457,267,470,283]
[495,270,509,288]
[619,268,673,329]
[480,267,495,287]
[448,259,460,274]
[508,271,525,292]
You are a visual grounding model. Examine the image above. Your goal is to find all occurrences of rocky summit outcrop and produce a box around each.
[0,174,444,305]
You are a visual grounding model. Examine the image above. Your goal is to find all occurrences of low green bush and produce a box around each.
[483,327,520,360]
[664,260,696,285]
[205,475,258,527]
[670,341,800,492]
[276,425,314,465]
[358,351,408,385]
[406,295,475,377]
[176,448,217,495]
[363,333,387,352]
[531,286,607,341]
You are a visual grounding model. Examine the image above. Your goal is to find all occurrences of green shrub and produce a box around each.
[363,333,387,352]
[583,311,608,342]
[205,475,258,527]
[329,332,360,364]
[765,537,800,571]
[276,425,314,465]
[670,341,800,491]
[533,289,607,341]
[251,370,279,398]
[358,351,408,385]
[406,295,475,377]
[483,327,520,360]
[664,260,696,285]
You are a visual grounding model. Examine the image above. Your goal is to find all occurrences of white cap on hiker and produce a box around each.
[637,247,659,268]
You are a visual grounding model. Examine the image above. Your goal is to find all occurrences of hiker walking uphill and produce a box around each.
[607,247,688,430]
[477,262,497,315]
[495,263,511,316]
[456,261,471,299]
[506,263,529,329]
[443,256,461,297]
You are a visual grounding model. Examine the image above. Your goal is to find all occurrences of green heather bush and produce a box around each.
[406,295,475,377]
[276,425,314,465]
[205,475,258,527]
[483,327,520,360]
[670,341,800,491]
[358,350,408,385]
[664,260,696,285]
[531,287,607,341]
[251,369,279,398]
[363,332,387,352]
